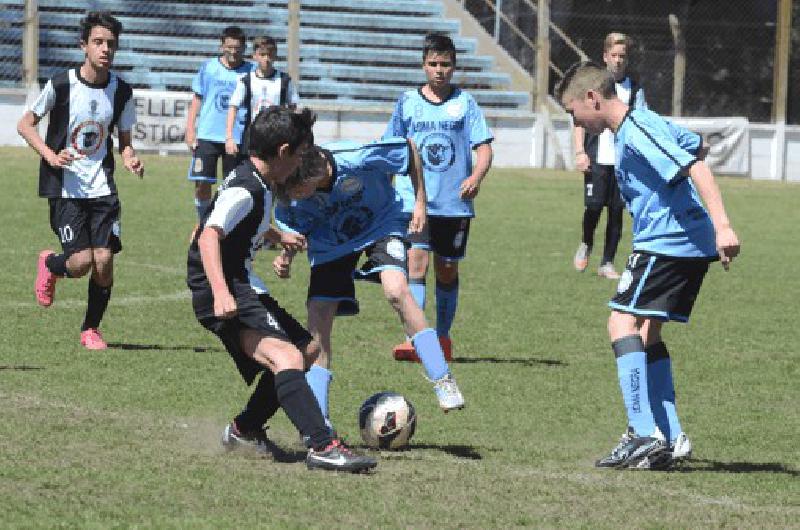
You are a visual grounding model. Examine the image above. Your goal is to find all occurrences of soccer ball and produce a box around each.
[358,392,417,450]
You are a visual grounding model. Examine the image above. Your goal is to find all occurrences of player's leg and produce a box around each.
[36,198,93,306]
[430,217,470,359]
[575,171,601,271]
[598,166,622,279]
[392,219,430,360]
[188,140,221,222]
[239,328,376,472]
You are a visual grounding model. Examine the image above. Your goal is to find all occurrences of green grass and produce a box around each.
[0,146,798,528]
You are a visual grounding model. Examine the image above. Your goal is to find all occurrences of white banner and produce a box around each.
[132,90,192,152]
[670,116,749,175]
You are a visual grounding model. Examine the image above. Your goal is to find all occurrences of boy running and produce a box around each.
[185,26,254,223]
[556,62,740,469]
[187,106,376,473]
[384,33,493,362]
[19,11,144,350]
[272,137,466,433]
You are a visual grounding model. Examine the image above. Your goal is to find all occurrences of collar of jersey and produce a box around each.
[75,68,111,89]
[417,85,458,106]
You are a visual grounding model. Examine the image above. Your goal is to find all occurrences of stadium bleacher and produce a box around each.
[0,0,530,109]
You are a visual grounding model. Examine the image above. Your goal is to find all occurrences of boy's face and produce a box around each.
[287,152,329,200]
[423,51,455,89]
[81,26,118,71]
[272,142,308,184]
[603,43,628,80]
[563,92,606,135]
[221,37,245,67]
[254,46,276,74]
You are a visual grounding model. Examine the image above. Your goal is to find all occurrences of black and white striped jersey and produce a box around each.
[29,68,136,199]
[187,159,274,294]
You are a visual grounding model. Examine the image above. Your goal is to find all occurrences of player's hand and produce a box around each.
[408,205,427,235]
[213,291,238,319]
[716,226,740,271]
[280,232,306,252]
[459,175,481,200]
[224,138,239,156]
[575,152,590,172]
[273,252,293,279]
[124,155,144,178]
[48,148,82,168]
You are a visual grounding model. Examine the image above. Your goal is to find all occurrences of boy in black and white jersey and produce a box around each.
[187,106,376,473]
[17,11,144,350]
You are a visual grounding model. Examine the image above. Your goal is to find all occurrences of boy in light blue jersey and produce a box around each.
[556,62,740,470]
[384,33,493,363]
[185,26,254,223]
[272,137,466,431]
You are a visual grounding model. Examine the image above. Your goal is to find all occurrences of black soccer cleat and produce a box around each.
[595,427,671,470]
[221,422,285,458]
[306,439,377,473]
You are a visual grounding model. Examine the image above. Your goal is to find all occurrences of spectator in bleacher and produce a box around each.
[572,32,648,280]
[226,35,299,158]
[185,26,254,224]
[384,33,493,363]
[18,11,144,350]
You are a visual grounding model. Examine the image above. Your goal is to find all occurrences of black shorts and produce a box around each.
[48,195,122,255]
[187,139,243,183]
[609,251,712,322]
[407,216,471,260]
[584,164,624,210]
[192,284,312,384]
[308,235,409,316]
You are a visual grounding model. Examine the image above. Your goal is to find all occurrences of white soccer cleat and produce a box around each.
[671,432,693,461]
[433,373,465,412]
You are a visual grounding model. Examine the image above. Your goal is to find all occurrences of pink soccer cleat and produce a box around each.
[35,250,59,307]
[80,328,108,350]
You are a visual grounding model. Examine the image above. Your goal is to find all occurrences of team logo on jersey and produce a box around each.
[70,122,105,156]
[215,91,232,112]
[445,101,463,118]
[617,269,633,294]
[337,207,373,241]
[338,176,363,196]
[386,238,406,260]
[420,133,456,173]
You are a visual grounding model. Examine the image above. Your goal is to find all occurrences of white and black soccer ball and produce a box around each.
[358,392,417,450]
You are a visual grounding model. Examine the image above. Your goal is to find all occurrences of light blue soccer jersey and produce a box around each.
[384,88,493,217]
[275,138,410,266]
[615,109,717,258]
[192,58,254,143]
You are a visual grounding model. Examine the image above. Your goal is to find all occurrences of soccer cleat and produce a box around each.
[595,427,670,469]
[433,373,465,412]
[438,336,454,362]
[80,328,108,350]
[306,438,377,473]
[392,341,419,362]
[597,262,621,280]
[671,431,693,461]
[573,242,591,272]
[222,422,284,457]
[35,250,59,307]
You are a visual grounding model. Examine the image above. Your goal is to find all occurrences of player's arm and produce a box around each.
[225,104,239,155]
[460,142,493,200]
[16,110,77,168]
[185,94,202,151]
[406,138,427,234]
[198,226,237,318]
[687,162,740,270]
[118,131,144,178]
[573,124,590,172]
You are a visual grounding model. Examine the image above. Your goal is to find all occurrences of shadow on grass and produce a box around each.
[0,365,45,371]
[407,443,483,460]
[675,458,799,476]
[106,342,221,353]
[453,357,567,367]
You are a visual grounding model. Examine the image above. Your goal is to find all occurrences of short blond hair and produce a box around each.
[554,61,616,106]
[604,32,631,52]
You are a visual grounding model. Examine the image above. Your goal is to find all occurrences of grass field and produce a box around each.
[1,146,798,528]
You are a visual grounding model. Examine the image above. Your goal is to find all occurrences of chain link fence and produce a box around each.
[464,0,799,124]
